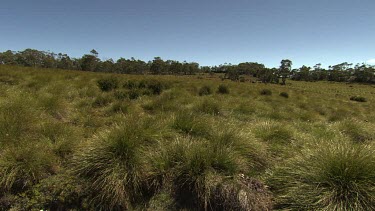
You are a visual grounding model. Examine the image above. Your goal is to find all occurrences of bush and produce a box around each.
[198,85,212,96]
[147,80,164,95]
[279,92,289,98]
[260,89,272,95]
[268,140,375,210]
[97,77,119,92]
[128,90,140,100]
[350,96,367,102]
[217,84,229,94]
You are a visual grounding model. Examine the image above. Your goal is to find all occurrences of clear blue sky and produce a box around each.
[1,0,374,68]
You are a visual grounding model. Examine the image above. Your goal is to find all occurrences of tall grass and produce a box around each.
[268,140,375,210]
[71,115,165,210]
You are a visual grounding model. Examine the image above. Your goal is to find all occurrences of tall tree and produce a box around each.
[279,59,292,85]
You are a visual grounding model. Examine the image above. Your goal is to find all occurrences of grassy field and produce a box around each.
[0,65,375,210]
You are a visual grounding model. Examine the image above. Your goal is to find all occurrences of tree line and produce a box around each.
[0,49,374,84]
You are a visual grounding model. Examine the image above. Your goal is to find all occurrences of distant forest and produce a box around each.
[0,49,374,84]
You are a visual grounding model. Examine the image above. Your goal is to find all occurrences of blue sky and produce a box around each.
[1,0,374,68]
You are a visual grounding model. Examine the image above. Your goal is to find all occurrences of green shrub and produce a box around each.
[97,77,119,92]
[128,90,140,100]
[217,84,229,94]
[260,89,272,95]
[350,96,367,102]
[198,85,212,96]
[147,80,164,95]
[268,140,375,210]
[279,92,289,98]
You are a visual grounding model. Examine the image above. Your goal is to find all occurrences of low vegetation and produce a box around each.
[0,65,374,210]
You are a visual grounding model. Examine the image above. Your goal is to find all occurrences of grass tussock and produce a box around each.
[0,142,58,193]
[198,85,212,96]
[71,116,164,210]
[268,140,375,210]
[146,130,271,210]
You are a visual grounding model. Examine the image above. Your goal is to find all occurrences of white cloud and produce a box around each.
[367,59,375,64]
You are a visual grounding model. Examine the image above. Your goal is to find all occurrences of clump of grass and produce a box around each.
[0,93,38,144]
[217,84,229,94]
[71,115,167,210]
[260,89,272,95]
[92,94,113,107]
[147,80,165,95]
[350,96,367,102]
[123,80,138,89]
[128,90,140,100]
[195,99,221,115]
[338,119,373,142]
[113,90,128,100]
[254,122,293,144]
[146,130,271,210]
[279,92,289,98]
[268,140,375,210]
[0,142,57,193]
[172,111,211,137]
[142,92,178,113]
[110,101,129,114]
[97,77,119,92]
[198,85,212,96]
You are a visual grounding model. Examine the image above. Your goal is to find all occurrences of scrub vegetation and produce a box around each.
[0,65,374,210]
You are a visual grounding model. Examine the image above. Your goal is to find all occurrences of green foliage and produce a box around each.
[147,80,165,95]
[128,90,140,100]
[97,77,119,92]
[198,85,212,96]
[268,140,375,210]
[260,89,272,95]
[350,96,367,102]
[217,84,229,94]
[279,92,289,98]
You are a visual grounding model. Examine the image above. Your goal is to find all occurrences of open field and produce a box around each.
[0,65,375,210]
